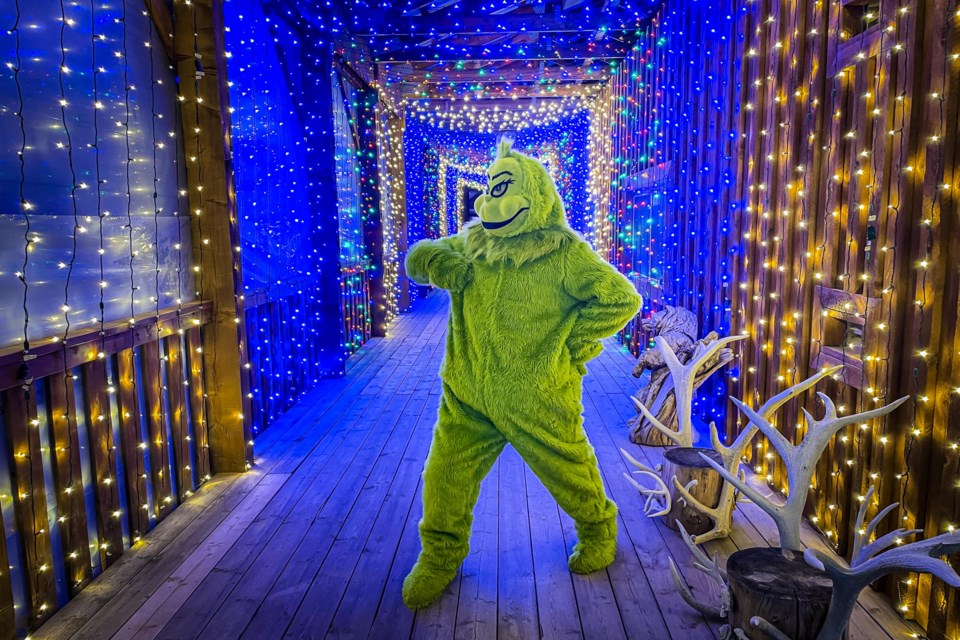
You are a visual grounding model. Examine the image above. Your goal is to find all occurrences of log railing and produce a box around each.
[0,301,212,637]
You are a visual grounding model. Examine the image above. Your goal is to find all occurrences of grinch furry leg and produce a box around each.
[403,385,619,609]
[403,388,506,609]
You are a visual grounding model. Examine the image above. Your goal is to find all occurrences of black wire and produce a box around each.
[57,0,82,582]
[91,0,105,356]
[119,0,146,538]
[191,0,213,474]
[13,0,29,358]
[11,0,43,616]
[145,0,168,512]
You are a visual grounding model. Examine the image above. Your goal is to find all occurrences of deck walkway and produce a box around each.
[35,291,917,639]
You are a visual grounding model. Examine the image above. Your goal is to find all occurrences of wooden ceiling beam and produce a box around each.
[353,12,644,37]
[383,63,607,84]
[401,82,605,99]
[373,40,630,61]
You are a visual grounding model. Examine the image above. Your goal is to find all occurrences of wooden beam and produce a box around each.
[402,82,606,99]
[0,301,210,393]
[0,501,13,640]
[352,12,646,36]
[383,62,606,84]
[46,374,93,594]
[373,40,632,62]
[81,359,124,569]
[3,386,57,629]
[174,0,253,473]
[143,0,175,59]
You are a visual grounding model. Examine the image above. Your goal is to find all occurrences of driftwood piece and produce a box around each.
[660,447,723,535]
[630,307,707,446]
[630,326,737,446]
[727,548,834,640]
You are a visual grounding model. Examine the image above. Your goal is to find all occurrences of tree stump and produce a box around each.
[659,447,724,534]
[727,547,838,640]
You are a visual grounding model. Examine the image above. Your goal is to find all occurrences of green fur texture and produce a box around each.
[403,145,642,609]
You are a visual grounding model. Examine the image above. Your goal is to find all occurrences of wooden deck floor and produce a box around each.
[35,291,919,640]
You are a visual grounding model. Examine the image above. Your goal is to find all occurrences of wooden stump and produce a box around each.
[659,447,724,534]
[727,547,837,640]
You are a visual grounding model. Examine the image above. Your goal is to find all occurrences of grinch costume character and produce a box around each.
[402,140,642,609]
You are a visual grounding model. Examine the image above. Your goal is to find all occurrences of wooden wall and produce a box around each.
[730,0,960,634]
[0,304,214,637]
[0,0,250,635]
[613,0,960,635]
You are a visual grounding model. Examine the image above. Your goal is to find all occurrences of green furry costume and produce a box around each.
[402,141,642,609]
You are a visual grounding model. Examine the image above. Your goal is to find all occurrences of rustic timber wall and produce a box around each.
[613,0,960,636]
[0,0,251,636]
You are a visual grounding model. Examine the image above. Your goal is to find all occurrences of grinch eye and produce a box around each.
[490,179,513,198]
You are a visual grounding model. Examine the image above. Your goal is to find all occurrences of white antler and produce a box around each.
[849,485,922,567]
[668,522,731,621]
[672,367,842,544]
[633,334,746,447]
[749,617,792,640]
[700,393,909,551]
[803,485,960,640]
[620,448,670,517]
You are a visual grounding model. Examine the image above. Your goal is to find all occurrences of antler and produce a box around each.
[673,367,842,544]
[633,334,746,447]
[620,448,670,517]
[850,485,922,566]
[804,487,960,640]
[702,393,909,551]
[748,617,792,640]
[668,522,731,621]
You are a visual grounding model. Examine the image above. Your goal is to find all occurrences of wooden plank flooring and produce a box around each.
[34,291,919,640]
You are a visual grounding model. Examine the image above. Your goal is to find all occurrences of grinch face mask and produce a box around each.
[474,157,531,237]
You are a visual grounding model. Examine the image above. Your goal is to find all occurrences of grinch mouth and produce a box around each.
[482,207,529,230]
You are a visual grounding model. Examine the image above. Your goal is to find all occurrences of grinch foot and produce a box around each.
[568,538,617,574]
[402,562,458,610]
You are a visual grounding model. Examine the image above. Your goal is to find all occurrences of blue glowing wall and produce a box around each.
[224,0,347,434]
[609,3,742,429]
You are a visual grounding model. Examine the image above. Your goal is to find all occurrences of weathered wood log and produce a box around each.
[727,547,837,640]
[659,447,724,535]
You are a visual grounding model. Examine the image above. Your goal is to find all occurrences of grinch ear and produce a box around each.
[496,134,514,159]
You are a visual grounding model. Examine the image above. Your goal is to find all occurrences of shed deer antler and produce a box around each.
[800,485,960,640]
[668,522,732,621]
[633,334,746,447]
[620,447,670,517]
[672,366,842,544]
[700,392,909,551]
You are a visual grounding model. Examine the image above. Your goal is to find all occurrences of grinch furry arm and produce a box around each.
[564,241,642,362]
[405,234,473,292]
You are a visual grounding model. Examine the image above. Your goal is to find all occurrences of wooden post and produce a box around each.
[0,503,13,640]
[659,447,724,535]
[173,0,253,472]
[2,386,57,628]
[360,88,387,337]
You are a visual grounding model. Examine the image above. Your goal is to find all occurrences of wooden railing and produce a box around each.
[0,301,212,637]
[243,285,330,437]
